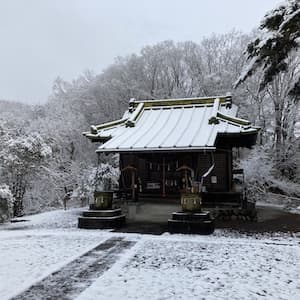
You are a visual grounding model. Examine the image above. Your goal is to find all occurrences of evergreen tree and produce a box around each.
[235,0,300,95]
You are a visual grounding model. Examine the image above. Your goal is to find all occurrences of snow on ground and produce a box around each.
[0,208,111,299]
[77,235,300,300]
[4,207,86,229]
[257,193,300,215]
[0,208,300,300]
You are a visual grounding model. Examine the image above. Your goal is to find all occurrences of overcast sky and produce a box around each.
[0,0,281,104]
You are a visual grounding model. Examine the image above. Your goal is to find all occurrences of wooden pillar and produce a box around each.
[228,148,232,192]
[184,170,188,192]
[131,171,136,201]
[162,156,166,197]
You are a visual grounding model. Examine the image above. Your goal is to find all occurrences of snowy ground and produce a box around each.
[77,236,300,300]
[0,209,112,299]
[0,208,299,300]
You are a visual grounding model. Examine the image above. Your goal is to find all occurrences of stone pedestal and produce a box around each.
[79,190,126,229]
[168,211,215,234]
[78,208,125,229]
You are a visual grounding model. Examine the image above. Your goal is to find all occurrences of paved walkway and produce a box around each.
[12,237,136,300]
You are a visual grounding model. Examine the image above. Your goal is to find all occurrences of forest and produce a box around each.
[0,2,299,218]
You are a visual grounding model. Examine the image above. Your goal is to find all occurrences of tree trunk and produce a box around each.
[274,103,282,148]
[12,174,26,217]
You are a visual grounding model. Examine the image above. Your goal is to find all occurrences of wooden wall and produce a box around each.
[119,150,232,196]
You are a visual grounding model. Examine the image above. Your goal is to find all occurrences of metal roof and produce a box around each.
[83,96,259,153]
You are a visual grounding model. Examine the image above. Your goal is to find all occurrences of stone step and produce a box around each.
[82,208,122,218]
[168,219,215,235]
[171,211,211,221]
[78,215,126,229]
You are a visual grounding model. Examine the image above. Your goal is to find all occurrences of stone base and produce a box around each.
[83,208,122,218]
[78,208,125,229]
[168,211,215,235]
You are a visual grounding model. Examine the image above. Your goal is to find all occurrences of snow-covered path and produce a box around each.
[0,209,111,299]
[78,236,299,300]
[0,208,299,300]
[12,237,136,300]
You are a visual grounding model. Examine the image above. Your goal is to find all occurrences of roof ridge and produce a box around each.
[134,95,232,108]
[216,111,251,126]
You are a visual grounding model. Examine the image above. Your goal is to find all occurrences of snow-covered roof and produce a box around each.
[83,96,259,153]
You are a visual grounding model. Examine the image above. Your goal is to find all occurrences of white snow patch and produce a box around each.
[0,208,299,300]
[0,208,110,299]
[76,235,300,300]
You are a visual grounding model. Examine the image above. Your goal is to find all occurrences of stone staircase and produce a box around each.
[78,208,125,229]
